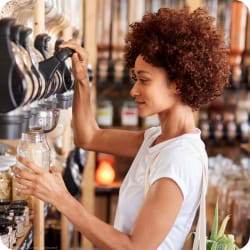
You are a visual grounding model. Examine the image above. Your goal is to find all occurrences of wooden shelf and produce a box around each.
[95,181,121,192]
[240,143,250,154]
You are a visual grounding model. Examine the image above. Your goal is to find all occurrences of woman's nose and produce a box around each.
[130,82,139,98]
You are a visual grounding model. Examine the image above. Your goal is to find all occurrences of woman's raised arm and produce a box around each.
[60,40,144,158]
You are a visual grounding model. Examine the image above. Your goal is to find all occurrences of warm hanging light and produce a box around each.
[95,154,115,185]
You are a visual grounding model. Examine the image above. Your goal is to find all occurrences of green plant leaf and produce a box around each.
[207,239,215,250]
[217,215,231,239]
[210,200,219,240]
[211,241,218,250]
[220,234,235,244]
[218,243,227,250]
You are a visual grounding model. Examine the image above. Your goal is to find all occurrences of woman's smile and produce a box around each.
[135,99,146,108]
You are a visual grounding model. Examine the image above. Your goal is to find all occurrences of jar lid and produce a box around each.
[0,155,16,171]
[14,210,24,217]
[0,218,12,227]
[9,205,25,212]
[0,199,11,206]
[0,226,9,235]
[11,200,28,207]
[0,211,5,217]
[7,208,15,215]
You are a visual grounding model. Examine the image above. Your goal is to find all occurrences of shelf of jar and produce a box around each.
[95,181,122,194]
[10,203,50,250]
[240,143,250,154]
[13,224,33,250]
[203,139,249,164]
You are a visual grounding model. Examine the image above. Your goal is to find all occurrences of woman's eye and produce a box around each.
[140,79,148,84]
[130,75,148,85]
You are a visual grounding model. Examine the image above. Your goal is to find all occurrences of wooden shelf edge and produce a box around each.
[240,143,250,154]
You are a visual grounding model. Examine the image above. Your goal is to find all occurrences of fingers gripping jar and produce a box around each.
[13,129,50,202]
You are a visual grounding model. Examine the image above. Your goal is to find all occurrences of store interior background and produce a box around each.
[0,0,250,249]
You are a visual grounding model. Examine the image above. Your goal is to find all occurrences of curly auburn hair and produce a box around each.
[124,7,230,110]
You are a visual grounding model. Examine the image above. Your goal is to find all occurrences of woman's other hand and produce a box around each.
[14,155,70,206]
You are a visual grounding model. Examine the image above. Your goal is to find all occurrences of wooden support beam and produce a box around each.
[33,0,45,38]
[33,1,46,249]
[80,0,98,249]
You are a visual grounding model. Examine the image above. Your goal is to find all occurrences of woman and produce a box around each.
[14,7,229,250]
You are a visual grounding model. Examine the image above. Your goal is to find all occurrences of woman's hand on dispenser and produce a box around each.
[14,155,70,206]
[59,40,98,150]
[59,40,89,83]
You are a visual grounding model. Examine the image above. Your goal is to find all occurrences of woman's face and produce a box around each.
[130,55,180,118]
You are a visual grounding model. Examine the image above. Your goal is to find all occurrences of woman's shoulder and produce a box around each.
[155,132,206,165]
[144,126,161,139]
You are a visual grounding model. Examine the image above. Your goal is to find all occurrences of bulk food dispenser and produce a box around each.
[0,14,77,250]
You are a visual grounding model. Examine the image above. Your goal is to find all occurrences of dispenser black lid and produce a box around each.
[0,18,15,36]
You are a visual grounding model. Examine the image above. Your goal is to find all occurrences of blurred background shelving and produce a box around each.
[0,0,250,249]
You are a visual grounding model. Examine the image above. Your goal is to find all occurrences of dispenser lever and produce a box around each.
[55,47,75,62]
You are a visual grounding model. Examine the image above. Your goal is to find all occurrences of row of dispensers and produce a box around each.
[0,18,93,140]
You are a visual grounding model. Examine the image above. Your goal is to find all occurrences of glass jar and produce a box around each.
[0,218,12,248]
[11,200,29,227]
[0,156,15,201]
[6,212,16,247]
[5,216,15,249]
[13,210,25,238]
[13,129,50,202]
[0,226,9,248]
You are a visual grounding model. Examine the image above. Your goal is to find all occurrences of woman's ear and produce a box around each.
[170,82,180,95]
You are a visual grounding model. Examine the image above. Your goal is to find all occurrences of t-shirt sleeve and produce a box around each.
[148,145,203,199]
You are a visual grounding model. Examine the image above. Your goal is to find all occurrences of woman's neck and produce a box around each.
[156,105,196,143]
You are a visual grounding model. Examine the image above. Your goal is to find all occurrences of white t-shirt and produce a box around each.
[114,126,207,250]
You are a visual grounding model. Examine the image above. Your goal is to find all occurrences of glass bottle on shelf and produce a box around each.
[97,98,114,127]
[198,109,210,142]
[225,116,237,144]
[237,109,250,143]
[121,99,138,127]
[212,113,224,145]
[223,107,237,144]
